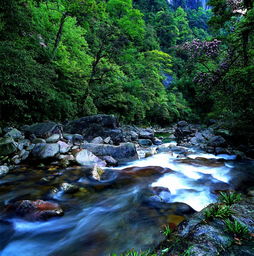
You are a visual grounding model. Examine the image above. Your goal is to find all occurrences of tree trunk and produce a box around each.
[52,12,67,60]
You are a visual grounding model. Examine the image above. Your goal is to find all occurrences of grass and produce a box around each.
[204,204,233,220]
[162,225,172,237]
[181,246,193,256]
[110,249,156,256]
[224,219,250,238]
[218,192,242,205]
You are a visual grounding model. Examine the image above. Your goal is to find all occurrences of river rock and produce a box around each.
[101,155,118,166]
[90,136,104,144]
[81,143,138,162]
[57,141,71,154]
[32,138,46,144]
[46,134,60,143]
[121,166,171,178]
[22,122,62,138]
[64,114,118,133]
[177,157,225,167]
[144,186,172,206]
[207,136,226,147]
[11,155,21,165]
[8,200,64,221]
[138,139,153,146]
[0,165,9,177]
[59,182,79,194]
[177,120,188,127]
[17,139,30,151]
[153,137,163,145]
[75,149,106,167]
[19,149,30,161]
[0,137,17,156]
[91,166,105,181]
[4,128,23,140]
[138,129,154,140]
[103,137,111,144]
[31,143,60,159]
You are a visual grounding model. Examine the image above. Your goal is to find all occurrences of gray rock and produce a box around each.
[22,122,62,138]
[75,149,106,167]
[57,141,71,154]
[0,137,17,156]
[27,143,35,151]
[139,129,154,140]
[0,166,9,177]
[59,183,79,194]
[90,136,104,144]
[3,127,13,133]
[19,149,30,161]
[46,134,60,143]
[215,147,229,154]
[177,120,188,127]
[4,128,23,140]
[64,114,118,134]
[91,166,105,181]
[208,136,226,147]
[58,154,75,161]
[72,134,84,144]
[63,133,73,141]
[81,143,138,162]
[138,139,153,147]
[32,138,46,144]
[153,137,163,145]
[104,137,111,144]
[101,155,118,166]
[201,128,214,140]
[12,155,21,165]
[31,143,60,159]
[17,139,30,151]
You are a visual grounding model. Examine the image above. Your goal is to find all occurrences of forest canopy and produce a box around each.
[0,0,253,143]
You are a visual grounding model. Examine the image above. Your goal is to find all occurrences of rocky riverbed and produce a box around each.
[0,115,254,255]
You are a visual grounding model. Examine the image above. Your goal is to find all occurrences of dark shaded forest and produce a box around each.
[0,0,253,143]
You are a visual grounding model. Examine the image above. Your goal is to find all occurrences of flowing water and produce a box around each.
[0,143,254,256]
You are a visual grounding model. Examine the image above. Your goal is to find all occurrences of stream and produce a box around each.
[1,142,254,256]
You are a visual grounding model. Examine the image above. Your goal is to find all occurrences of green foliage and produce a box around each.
[182,246,194,256]
[224,219,250,238]
[162,225,172,237]
[218,192,242,206]
[204,204,233,220]
[110,249,156,256]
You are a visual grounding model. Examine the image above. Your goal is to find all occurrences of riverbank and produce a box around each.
[0,115,254,255]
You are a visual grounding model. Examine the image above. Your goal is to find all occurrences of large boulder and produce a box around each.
[75,149,106,167]
[31,143,60,159]
[64,114,118,134]
[0,137,17,156]
[81,143,138,162]
[21,122,62,138]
